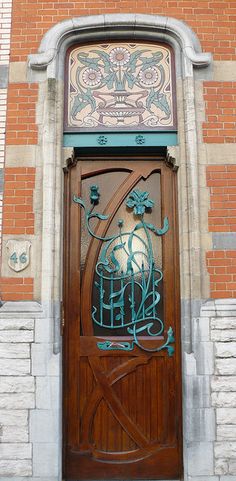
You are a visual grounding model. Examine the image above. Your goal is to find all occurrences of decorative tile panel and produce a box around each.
[65,43,176,132]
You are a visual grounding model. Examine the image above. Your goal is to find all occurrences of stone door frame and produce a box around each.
[25,13,215,480]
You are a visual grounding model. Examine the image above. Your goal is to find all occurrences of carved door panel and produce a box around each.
[63,155,182,480]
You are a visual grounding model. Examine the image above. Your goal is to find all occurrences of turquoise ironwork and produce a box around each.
[73,186,175,356]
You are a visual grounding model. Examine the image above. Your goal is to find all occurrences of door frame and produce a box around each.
[27,13,214,481]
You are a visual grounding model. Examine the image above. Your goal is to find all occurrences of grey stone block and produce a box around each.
[183,352,197,376]
[0,65,8,88]
[0,343,30,358]
[213,233,236,250]
[0,318,34,330]
[32,443,59,477]
[215,342,236,358]
[0,443,31,459]
[0,168,3,192]
[0,460,32,477]
[0,330,34,343]
[30,410,59,443]
[0,425,28,443]
[220,476,236,481]
[0,359,30,376]
[228,461,236,475]
[0,376,35,393]
[35,317,53,343]
[36,376,60,409]
[212,392,236,408]
[192,317,210,344]
[215,458,229,475]
[31,343,60,376]
[0,301,42,314]
[0,393,35,409]
[188,477,219,481]
[212,330,236,342]
[212,376,236,392]
[211,318,236,330]
[217,409,236,425]
[221,477,236,481]
[184,375,211,408]
[216,359,236,376]
[184,408,215,442]
[215,442,236,459]
[187,442,214,475]
[217,425,236,440]
[195,342,214,375]
[0,410,28,426]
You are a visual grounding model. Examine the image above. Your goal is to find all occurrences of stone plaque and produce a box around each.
[6,240,31,272]
[65,42,176,131]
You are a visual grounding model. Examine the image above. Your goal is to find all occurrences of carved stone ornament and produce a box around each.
[6,240,31,272]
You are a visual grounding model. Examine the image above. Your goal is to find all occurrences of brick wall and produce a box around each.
[2,167,35,235]
[206,165,236,299]
[6,84,38,145]
[206,251,236,299]
[203,82,236,143]
[0,0,12,65]
[9,1,236,62]
[1,1,236,303]
[0,277,34,301]
[0,1,12,251]
[207,165,236,232]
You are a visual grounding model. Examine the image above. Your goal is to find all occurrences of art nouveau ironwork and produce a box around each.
[73,185,175,355]
[65,43,176,131]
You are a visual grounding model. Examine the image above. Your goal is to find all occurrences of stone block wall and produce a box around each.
[0,302,61,480]
[0,310,34,477]
[202,300,236,479]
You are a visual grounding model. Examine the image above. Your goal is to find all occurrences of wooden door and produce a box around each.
[63,155,182,480]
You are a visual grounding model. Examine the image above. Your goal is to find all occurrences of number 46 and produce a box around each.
[10,252,27,264]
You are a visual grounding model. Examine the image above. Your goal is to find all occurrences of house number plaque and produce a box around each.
[6,240,31,272]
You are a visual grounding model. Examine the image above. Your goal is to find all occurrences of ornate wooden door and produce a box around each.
[63,155,182,480]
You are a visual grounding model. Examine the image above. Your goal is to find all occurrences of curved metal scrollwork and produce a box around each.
[73,185,175,356]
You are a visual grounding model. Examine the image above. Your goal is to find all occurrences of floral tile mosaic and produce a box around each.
[65,43,176,131]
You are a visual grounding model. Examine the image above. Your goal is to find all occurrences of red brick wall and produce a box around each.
[1,0,236,302]
[6,83,38,145]
[207,165,236,232]
[0,277,34,301]
[10,0,236,62]
[206,251,236,299]
[206,165,236,298]
[203,82,236,143]
[2,168,35,235]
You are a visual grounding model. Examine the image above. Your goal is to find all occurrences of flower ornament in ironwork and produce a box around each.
[126,190,154,216]
[97,135,108,145]
[90,185,100,204]
[135,134,145,145]
[73,186,174,356]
